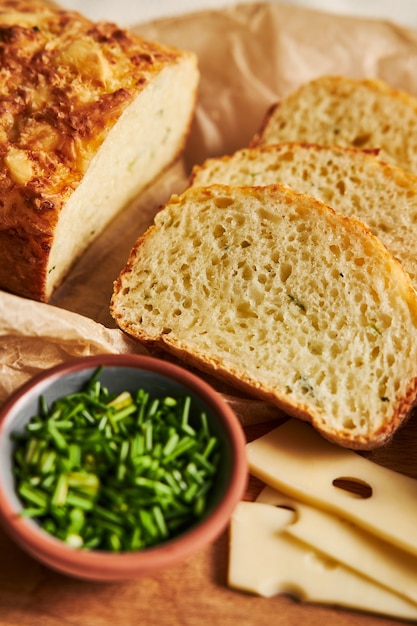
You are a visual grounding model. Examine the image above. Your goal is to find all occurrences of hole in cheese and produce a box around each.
[332,476,373,499]
[274,503,299,523]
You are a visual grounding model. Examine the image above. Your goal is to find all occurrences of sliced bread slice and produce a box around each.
[251,76,417,174]
[190,143,417,286]
[111,184,417,450]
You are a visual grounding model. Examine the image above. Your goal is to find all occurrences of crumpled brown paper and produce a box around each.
[3,1,417,425]
[3,5,417,626]
[134,1,417,166]
[0,291,148,405]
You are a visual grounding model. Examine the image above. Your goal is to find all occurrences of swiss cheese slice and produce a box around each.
[257,485,417,605]
[246,419,417,556]
[228,501,417,620]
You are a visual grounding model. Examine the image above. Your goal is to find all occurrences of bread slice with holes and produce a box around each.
[0,1,199,302]
[190,142,417,287]
[111,183,417,450]
[251,76,417,174]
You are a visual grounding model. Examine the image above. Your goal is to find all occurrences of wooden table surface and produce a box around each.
[2,415,416,626]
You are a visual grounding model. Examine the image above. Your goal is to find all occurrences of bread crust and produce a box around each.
[250,75,417,174]
[0,0,195,300]
[119,338,417,450]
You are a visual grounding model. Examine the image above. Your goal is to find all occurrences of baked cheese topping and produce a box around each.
[0,0,182,221]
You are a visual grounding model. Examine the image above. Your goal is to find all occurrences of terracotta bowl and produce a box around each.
[0,354,247,581]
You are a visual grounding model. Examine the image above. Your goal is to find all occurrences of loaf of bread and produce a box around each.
[190,142,417,286]
[251,76,417,174]
[0,0,199,301]
[111,184,417,450]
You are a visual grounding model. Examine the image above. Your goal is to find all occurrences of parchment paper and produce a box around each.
[4,5,417,626]
[3,0,417,418]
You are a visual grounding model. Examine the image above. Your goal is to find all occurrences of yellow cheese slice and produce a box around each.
[246,419,417,556]
[257,485,417,605]
[228,501,417,620]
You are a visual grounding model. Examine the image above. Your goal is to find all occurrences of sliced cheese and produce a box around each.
[257,485,417,605]
[228,501,417,620]
[246,419,417,556]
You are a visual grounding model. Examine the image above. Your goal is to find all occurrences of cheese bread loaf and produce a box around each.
[0,0,199,301]
[190,143,417,286]
[111,184,417,450]
[251,76,417,174]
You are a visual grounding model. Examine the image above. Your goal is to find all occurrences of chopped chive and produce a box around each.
[39,395,49,417]
[108,533,122,552]
[25,438,43,464]
[172,469,187,490]
[98,416,108,431]
[181,396,191,426]
[147,398,159,418]
[107,391,133,410]
[65,492,95,511]
[67,472,99,495]
[163,397,176,407]
[20,506,48,518]
[152,505,168,538]
[162,431,179,456]
[119,440,129,462]
[94,505,124,525]
[191,452,217,475]
[130,526,142,550]
[80,409,95,424]
[39,450,56,474]
[164,436,196,463]
[163,471,182,495]
[117,463,127,481]
[202,436,218,459]
[18,483,49,508]
[200,412,209,439]
[144,421,153,451]
[48,423,68,453]
[139,508,158,539]
[130,433,144,458]
[66,533,84,548]
[68,444,82,468]
[51,474,68,507]
[11,367,221,553]
[183,482,199,503]
[194,494,207,517]
[68,507,85,533]
[185,462,204,484]
[136,391,149,424]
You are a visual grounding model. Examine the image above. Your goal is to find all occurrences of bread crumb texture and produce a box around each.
[111,184,417,449]
[191,143,417,286]
[253,76,417,175]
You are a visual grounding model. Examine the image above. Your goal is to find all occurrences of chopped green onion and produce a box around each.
[11,366,221,552]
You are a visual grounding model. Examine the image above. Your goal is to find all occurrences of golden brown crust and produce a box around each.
[110,329,417,451]
[0,0,191,300]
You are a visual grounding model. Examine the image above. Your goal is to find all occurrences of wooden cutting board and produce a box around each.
[1,414,415,626]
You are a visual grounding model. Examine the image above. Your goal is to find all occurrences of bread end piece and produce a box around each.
[0,1,199,301]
